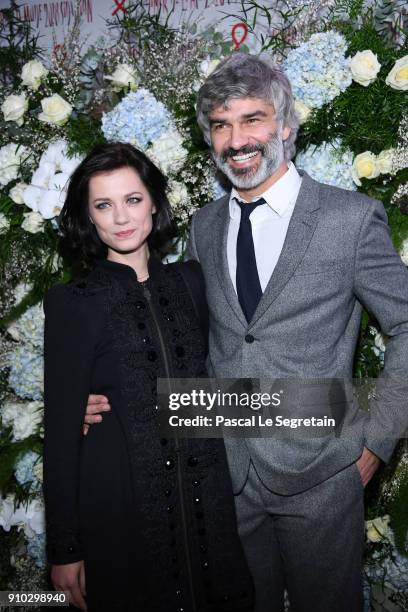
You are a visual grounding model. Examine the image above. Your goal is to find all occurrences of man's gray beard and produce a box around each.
[212,131,285,190]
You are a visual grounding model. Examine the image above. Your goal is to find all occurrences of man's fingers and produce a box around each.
[87,394,110,406]
[84,414,103,425]
[82,424,90,436]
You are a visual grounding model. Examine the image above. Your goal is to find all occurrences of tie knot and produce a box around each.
[236,197,266,222]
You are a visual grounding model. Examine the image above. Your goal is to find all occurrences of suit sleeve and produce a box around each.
[353,199,408,462]
[43,285,97,564]
[184,211,200,262]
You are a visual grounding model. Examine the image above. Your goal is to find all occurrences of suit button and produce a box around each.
[192,479,200,487]
[188,456,198,467]
[245,334,254,343]
[165,458,175,469]
[165,489,172,497]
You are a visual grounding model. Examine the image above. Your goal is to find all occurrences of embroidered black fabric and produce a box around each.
[43,257,253,612]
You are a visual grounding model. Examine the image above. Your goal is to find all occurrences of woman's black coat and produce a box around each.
[43,256,253,612]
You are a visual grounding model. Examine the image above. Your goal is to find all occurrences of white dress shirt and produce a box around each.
[227,162,302,292]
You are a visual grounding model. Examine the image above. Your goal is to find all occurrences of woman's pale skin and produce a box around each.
[51,166,157,611]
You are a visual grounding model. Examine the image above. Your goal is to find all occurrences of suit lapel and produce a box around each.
[212,197,248,328]
[249,173,321,328]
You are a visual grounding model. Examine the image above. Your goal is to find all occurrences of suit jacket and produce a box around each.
[186,172,408,495]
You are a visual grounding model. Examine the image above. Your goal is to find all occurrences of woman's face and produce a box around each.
[88,166,156,259]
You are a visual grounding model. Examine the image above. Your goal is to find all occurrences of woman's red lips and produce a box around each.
[114,229,135,238]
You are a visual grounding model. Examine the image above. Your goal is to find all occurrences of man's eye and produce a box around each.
[247,118,259,124]
[213,124,226,131]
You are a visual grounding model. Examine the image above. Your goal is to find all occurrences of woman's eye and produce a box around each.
[95,201,110,210]
[127,196,141,204]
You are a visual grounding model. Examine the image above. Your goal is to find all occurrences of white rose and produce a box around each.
[13,401,43,441]
[351,151,380,186]
[23,185,45,212]
[377,149,395,175]
[147,130,188,174]
[21,211,45,233]
[0,212,10,234]
[400,238,408,266]
[0,494,16,532]
[366,515,391,543]
[370,326,387,355]
[385,55,408,91]
[105,63,138,91]
[199,58,221,78]
[1,400,43,441]
[0,143,29,187]
[9,182,28,204]
[350,50,381,87]
[294,99,312,125]
[1,93,28,126]
[38,94,72,126]
[21,59,48,91]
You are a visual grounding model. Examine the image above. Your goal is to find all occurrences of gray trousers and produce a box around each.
[234,461,365,612]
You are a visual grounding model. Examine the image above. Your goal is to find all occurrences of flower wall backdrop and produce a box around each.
[0,0,407,608]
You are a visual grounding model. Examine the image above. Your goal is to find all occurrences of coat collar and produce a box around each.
[95,253,163,282]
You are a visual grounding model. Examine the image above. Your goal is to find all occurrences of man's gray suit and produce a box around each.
[186,172,408,611]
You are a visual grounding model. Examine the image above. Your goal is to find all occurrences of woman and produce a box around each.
[43,143,253,612]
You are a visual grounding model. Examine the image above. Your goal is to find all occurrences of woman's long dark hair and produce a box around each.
[59,142,175,271]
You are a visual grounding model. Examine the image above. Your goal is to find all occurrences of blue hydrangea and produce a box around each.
[27,532,47,568]
[212,176,229,200]
[15,451,41,491]
[8,346,43,400]
[10,304,44,349]
[295,139,356,191]
[101,89,173,149]
[283,31,352,108]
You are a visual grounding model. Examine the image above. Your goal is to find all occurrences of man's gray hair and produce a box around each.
[197,53,299,161]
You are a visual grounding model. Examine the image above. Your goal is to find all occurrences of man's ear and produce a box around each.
[282,125,291,141]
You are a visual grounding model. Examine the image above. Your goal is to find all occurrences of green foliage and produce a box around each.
[65,114,106,157]
[0,425,41,494]
[389,470,408,555]
[0,3,43,91]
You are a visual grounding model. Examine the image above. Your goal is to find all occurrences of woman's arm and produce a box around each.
[43,285,97,566]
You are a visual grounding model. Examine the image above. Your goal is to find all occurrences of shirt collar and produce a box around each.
[229,161,302,219]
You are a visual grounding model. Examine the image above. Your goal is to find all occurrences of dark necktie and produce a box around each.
[236,197,266,323]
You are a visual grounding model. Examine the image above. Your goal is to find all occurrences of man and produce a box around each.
[85,54,408,611]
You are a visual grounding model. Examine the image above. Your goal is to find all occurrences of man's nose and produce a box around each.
[229,124,249,151]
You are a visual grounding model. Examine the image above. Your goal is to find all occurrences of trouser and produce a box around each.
[234,461,365,612]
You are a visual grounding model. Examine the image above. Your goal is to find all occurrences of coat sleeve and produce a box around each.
[43,284,98,565]
[353,199,408,463]
[184,211,200,262]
